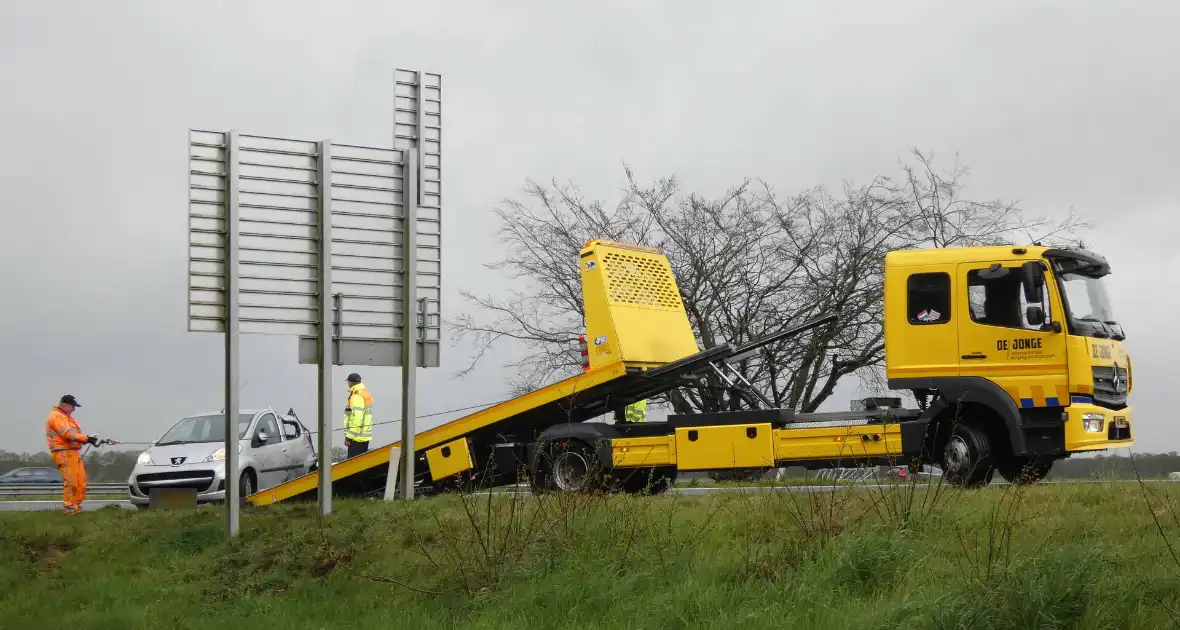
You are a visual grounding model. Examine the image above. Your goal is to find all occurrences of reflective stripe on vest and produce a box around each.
[624,399,648,423]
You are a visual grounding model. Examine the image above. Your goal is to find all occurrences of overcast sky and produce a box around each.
[1,1,1176,455]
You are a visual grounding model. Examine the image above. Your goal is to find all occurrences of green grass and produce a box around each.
[3,481,1180,629]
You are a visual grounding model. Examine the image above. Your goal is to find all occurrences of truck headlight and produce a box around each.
[137,451,154,466]
[1082,413,1104,433]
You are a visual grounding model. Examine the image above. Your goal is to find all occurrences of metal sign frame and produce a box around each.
[185,68,441,535]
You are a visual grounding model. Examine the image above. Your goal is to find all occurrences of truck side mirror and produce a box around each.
[1025,305,1045,326]
[1020,261,1044,303]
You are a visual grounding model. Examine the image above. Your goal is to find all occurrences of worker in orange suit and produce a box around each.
[45,394,100,515]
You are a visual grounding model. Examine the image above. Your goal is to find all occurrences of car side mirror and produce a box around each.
[1021,261,1044,303]
[256,430,269,445]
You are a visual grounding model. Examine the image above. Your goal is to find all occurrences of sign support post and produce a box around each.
[316,140,334,517]
[400,145,418,500]
[223,130,241,537]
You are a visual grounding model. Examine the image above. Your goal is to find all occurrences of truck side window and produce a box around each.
[907,272,951,325]
[967,267,1050,331]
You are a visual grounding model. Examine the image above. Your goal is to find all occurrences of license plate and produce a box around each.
[1114,416,1128,428]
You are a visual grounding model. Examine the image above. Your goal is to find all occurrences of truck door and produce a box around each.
[956,261,1069,408]
[890,270,959,378]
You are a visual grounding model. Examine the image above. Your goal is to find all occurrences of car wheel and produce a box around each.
[940,422,995,488]
[239,470,254,505]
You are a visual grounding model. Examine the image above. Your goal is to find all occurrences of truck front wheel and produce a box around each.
[940,422,995,488]
[997,457,1053,484]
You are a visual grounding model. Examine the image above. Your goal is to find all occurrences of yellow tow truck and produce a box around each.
[248,239,1132,505]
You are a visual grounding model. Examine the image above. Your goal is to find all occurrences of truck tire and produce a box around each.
[997,457,1053,484]
[532,439,605,494]
[940,422,994,488]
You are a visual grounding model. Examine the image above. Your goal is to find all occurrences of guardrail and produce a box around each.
[0,483,127,498]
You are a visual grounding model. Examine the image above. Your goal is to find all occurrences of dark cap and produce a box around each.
[346,373,362,383]
[60,394,81,408]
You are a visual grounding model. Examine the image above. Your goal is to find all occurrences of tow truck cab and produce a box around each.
[884,245,1132,483]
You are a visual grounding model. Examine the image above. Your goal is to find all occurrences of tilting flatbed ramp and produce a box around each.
[249,239,707,505]
[248,345,734,505]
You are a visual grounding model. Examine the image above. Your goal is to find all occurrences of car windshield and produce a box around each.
[156,414,254,445]
[1060,272,1117,325]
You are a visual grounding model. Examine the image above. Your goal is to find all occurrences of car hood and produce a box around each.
[144,442,229,466]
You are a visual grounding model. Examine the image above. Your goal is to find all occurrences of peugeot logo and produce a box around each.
[170,457,186,466]
[1111,362,1122,391]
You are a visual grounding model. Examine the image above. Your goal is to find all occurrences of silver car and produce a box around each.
[127,407,317,507]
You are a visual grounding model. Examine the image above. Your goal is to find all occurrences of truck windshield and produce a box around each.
[1059,272,1122,337]
[156,414,254,445]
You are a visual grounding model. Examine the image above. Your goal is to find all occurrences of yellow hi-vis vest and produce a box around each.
[344,383,373,442]
[624,399,648,423]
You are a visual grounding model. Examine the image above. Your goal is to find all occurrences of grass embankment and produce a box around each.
[4,480,1180,629]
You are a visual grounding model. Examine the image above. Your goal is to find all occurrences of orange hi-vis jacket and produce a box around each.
[46,406,89,452]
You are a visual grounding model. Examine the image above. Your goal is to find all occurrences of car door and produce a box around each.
[32,468,62,484]
[280,416,312,480]
[6,469,34,484]
[250,412,288,490]
[956,261,1070,408]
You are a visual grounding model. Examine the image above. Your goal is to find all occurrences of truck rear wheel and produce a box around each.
[997,457,1052,484]
[531,440,606,494]
[940,422,995,488]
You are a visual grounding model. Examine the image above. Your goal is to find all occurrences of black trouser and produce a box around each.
[346,439,370,459]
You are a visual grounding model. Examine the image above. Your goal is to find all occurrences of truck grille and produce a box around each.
[135,470,216,492]
[1091,365,1129,409]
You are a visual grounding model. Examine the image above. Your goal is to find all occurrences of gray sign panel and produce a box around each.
[187,129,441,365]
[189,131,322,336]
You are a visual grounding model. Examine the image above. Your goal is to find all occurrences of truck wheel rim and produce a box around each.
[552,452,590,492]
[944,437,970,474]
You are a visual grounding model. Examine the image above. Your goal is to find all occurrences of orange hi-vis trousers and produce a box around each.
[51,450,87,514]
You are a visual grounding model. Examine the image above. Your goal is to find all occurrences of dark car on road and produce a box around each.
[0,467,62,484]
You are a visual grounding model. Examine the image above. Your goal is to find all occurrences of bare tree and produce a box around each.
[452,149,1089,412]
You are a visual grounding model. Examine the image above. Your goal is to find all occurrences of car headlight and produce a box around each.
[204,444,242,462]
[137,451,154,466]
[1082,413,1104,433]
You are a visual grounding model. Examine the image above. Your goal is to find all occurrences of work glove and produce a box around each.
[86,434,99,446]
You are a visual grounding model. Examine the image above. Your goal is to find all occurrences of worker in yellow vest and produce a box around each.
[343,373,374,458]
[622,399,648,423]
